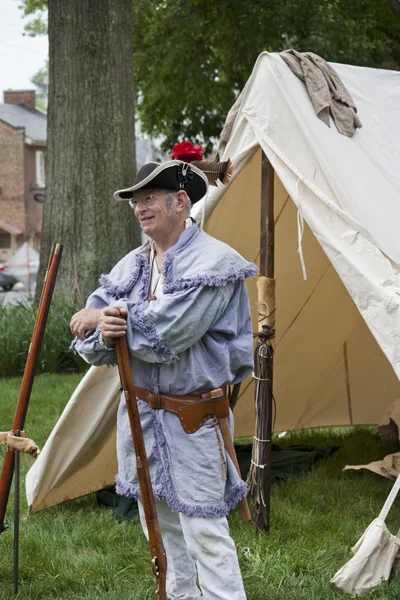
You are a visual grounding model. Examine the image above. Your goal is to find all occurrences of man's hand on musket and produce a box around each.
[70,308,102,340]
[98,307,128,347]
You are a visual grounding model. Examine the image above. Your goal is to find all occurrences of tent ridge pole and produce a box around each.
[260,153,274,279]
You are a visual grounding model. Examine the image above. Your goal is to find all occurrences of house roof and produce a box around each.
[0,220,23,235]
[0,103,46,145]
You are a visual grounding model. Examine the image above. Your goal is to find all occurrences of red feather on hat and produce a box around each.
[170,142,203,163]
[170,141,232,186]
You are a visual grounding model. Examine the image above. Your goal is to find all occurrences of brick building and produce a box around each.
[0,90,46,262]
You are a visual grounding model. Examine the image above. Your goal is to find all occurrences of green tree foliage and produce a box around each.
[31,59,48,109]
[22,0,400,151]
[133,0,400,151]
[21,0,48,113]
[21,0,48,35]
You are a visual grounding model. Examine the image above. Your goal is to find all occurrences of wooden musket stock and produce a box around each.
[0,243,63,534]
[115,335,167,600]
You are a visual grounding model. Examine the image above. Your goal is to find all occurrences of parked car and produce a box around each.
[0,265,18,292]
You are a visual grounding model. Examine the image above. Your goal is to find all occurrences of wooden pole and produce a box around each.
[260,152,275,280]
[260,153,275,532]
[248,151,275,533]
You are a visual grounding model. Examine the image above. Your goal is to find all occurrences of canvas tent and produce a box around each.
[5,242,39,293]
[26,52,400,512]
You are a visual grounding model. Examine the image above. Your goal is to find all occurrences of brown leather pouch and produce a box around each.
[178,395,230,434]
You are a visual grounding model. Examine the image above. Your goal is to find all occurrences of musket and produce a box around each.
[115,335,167,600]
[0,243,63,534]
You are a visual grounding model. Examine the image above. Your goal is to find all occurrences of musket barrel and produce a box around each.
[0,244,63,534]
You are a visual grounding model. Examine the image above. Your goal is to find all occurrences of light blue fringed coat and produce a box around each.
[72,222,257,518]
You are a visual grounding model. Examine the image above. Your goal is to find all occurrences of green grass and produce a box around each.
[1,374,400,599]
[0,301,88,377]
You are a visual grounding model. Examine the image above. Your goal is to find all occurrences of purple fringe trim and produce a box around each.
[69,337,78,353]
[163,262,258,295]
[162,252,175,291]
[116,475,165,501]
[99,238,257,299]
[100,254,148,299]
[129,302,177,364]
[139,258,150,301]
[115,414,248,518]
[69,331,116,361]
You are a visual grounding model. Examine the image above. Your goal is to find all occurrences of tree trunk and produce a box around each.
[37,0,140,302]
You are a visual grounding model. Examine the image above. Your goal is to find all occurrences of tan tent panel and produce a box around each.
[206,148,400,434]
[26,365,120,511]
[26,52,400,512]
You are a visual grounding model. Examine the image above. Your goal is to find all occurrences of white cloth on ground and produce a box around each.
[344,453,400,480]
[138,498,247,600]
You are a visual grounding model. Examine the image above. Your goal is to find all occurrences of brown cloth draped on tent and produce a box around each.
[280,49,362,137]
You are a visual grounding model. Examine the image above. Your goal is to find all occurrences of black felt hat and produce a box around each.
[114,160,209,204]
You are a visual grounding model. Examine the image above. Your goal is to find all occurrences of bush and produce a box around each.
[0,300,89,378]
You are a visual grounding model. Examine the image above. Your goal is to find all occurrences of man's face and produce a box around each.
[131,188,180,238]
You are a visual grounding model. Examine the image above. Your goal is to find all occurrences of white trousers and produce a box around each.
[138,499,247,600]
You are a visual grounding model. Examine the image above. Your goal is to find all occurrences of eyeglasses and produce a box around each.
[129,191,169,210]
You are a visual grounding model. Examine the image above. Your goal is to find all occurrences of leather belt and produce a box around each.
[132,385,230,434]
[133,385,225,412]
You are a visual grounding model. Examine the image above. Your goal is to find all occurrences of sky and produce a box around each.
[0,0,48,95]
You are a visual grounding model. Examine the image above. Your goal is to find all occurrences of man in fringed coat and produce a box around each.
[70,144,256,600]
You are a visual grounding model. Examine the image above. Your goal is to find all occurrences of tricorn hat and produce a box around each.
[114,142,232,205]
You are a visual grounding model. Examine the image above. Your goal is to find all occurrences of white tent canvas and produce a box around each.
[5,242,39,292]
[26,52,400,512]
